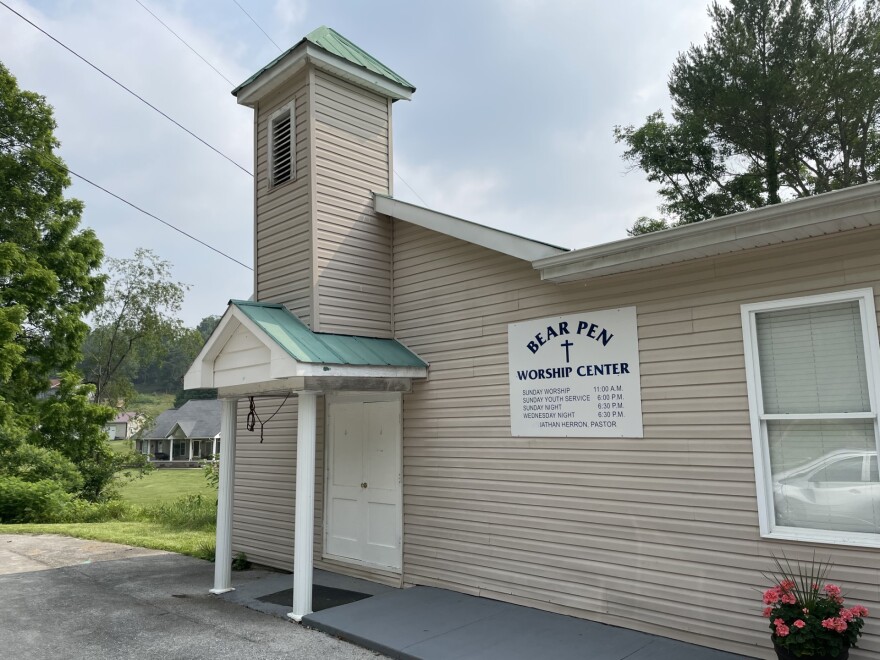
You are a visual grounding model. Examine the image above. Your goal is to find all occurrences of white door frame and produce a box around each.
[323,392,403,573]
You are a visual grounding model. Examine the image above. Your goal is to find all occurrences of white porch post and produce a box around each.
[189,439,194,461]
[210,397,237,594]
[289,391,317,622]
[168,438,174,462]
[212,436,217,458]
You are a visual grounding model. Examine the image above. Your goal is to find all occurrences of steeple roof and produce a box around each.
[304,26,414,90]
[232,26,414,101]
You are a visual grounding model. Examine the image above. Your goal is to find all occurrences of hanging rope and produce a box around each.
[246,393,291,443]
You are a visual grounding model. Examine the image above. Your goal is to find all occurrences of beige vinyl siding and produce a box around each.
[393,220,880,660]
[255,73,313,325]
[232,396,324,569]
[312,70,393,337]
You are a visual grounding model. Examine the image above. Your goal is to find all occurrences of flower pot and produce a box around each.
[774,645,849,660]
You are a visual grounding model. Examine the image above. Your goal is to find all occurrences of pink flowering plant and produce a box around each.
[762,555,868,658]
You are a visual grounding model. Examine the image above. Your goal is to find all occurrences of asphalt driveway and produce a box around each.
[0,534,381,660]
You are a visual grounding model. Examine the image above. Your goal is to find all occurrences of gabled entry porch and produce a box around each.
[184,300,427,621]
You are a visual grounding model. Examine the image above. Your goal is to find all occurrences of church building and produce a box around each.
[186,27,880,659]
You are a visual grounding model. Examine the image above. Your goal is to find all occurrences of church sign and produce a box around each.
[508,307,643,437]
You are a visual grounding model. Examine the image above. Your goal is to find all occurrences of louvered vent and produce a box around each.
[270,106,293,186]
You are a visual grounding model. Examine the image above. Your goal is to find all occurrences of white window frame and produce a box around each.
[268,101,295,188]
[741,288,880,547]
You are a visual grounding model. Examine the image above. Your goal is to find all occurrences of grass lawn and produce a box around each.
[109,439,135,454]
[0,522,214,559]
[118,468,214,507]
[0,460,219,562]
[128,391,176,419]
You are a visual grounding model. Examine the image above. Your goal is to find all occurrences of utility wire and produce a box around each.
[1,130,253,271]
[394,171,429,207]
[0,0,252,176]
[232,0,282,52]
[134,0,234,86]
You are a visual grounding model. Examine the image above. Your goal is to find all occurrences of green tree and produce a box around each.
[174,314,220,406]
[131,324,203,392]
[196,314,221,341]
[0,62,123,504]
[615,0,880,233]
[80,248,189,403]
[0,61,105,412]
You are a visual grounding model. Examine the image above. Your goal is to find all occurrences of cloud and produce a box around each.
[274,0,308,35]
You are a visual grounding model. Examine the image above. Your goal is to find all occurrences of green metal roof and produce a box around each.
[231,300,427,368]
[232,26,414,96]
[305,26,414,90]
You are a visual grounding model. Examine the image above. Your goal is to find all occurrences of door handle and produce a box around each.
[361,482,368,489]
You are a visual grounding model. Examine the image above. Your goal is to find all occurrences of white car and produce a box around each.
[773,449,880,534]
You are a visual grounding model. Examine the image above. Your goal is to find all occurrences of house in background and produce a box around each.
[105,411,144,440]
[137,399,221,466]
[36,378,61,400]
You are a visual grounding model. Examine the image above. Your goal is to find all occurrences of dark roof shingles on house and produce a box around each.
[141,399,222,440]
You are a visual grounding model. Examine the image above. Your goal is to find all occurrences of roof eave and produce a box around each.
[235,43,413,107]
[535,182,880,283]
[374,194,569,262]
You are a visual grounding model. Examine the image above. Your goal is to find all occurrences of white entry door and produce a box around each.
[326,398,401,570]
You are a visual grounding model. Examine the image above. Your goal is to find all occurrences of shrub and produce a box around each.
[0,444,83,493]
[232,551,251,571]
[202,456,219,489]
[56,497,134,523]
[142,494,216,531]
[194,539,216,562]
[0,476,72,523]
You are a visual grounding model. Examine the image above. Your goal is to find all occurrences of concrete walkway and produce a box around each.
[302,585,755,660]
[0,534,380,660]
[218,566,756,660]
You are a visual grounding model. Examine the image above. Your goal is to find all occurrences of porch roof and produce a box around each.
[232,300,426,368]
[183,301,428,395]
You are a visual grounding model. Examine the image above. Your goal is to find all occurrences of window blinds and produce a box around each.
[756,301,870,414]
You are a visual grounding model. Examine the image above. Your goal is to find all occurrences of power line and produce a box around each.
[0,0,252,176]
[10,0,431,235]
[134,0,234,86]
[394,170,430,207]
[232,0,282,52]
[1,130,253,271]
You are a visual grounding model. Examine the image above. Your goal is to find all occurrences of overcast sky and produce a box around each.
[1,0,713,325]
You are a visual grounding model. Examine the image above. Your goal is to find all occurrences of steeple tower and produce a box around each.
[234,27,415,338]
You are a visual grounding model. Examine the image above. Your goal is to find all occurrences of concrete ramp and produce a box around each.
[303,586,754,660]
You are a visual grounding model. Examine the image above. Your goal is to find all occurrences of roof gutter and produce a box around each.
[534,182,880,283]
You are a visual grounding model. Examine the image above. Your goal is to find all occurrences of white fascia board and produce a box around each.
[535,181,880,282]
[375,194,568,261]
[293,363,427,379]
[236,45,412,107]
[217,377,306,398]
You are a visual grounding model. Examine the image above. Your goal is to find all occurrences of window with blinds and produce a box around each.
[269,103,293,187]
[743,290,880,543]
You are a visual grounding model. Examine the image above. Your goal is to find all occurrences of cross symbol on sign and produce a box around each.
[561,340,574,364]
